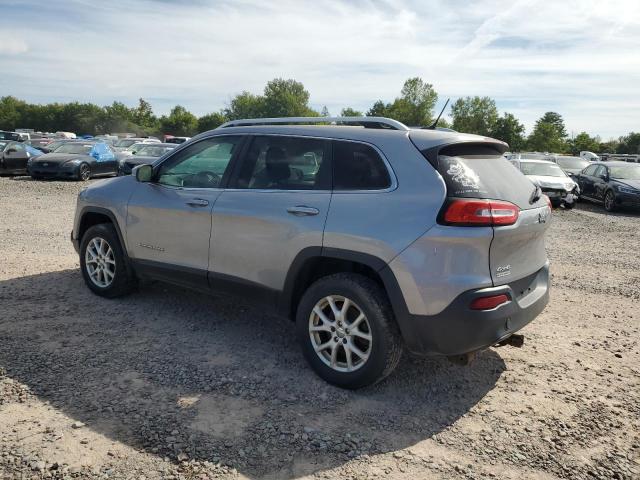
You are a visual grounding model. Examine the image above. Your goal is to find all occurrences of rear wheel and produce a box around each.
[604,190,616,212]
[80,224,135,298]
[78,163,91,181]
[296,273,402,389]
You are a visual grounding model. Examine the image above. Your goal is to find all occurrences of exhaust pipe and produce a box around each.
[496,333,524,348]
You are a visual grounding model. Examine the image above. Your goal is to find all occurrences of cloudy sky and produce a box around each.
[0,0,638,138]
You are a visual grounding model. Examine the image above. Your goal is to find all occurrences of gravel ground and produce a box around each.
[0,176,639,480]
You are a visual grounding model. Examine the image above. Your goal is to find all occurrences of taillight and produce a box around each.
[443,199,519,226]
[470,294,510,310]
[543,194,552,210]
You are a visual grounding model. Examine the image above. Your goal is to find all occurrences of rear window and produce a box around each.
[435,152,540,209]
[332,141,391,190]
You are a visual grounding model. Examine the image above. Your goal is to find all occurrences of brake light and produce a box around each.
[443,199,519,226]
[470,294,509,310]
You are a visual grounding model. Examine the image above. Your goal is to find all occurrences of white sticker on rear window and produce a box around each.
[442,156,483,196]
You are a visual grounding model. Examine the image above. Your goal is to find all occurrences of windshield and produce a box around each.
[48,141,70,151]
[609,165,640,180]
[556,157,589,169]
[520,162,566,177]
[135,144,175,156]
[55,143,94,155]
[115,139,138,148]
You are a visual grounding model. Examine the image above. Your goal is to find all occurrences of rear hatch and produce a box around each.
[412,137,550,286]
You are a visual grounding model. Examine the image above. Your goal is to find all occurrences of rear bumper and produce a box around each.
[398,263,550,356]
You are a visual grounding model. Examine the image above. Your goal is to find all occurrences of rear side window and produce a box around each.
[433,147,539,210]
[332,141,391,190]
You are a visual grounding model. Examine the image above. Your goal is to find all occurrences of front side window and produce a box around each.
[583,165,598,176]
[156,136,241,188]
[333,141,391,190]
[234,136,329,190]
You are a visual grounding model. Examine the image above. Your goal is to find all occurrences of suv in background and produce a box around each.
[71,116,551,388]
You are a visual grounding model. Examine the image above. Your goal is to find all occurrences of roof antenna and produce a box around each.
[426,98,449,129]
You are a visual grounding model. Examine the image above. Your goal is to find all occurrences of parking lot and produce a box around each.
[0,176,638,479]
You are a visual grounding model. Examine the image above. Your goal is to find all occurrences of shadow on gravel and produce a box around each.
[0,269,506,479]
[573,200,640,218]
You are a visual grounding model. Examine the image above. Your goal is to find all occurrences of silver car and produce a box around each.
[71,116,551,388]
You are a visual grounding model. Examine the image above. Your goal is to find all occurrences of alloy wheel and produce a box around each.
[605,192,614,211]
[80,164,90,181]
[308,295,372,373]
[85,237,116,288]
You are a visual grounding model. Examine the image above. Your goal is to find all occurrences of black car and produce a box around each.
[0,141,44,175]
[117,143,177,175]
[28,141,118,181]
[576,161,640,212]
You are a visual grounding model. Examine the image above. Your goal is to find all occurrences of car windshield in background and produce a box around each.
[520,162,566,177]
[55,143,93,155]
[136,145,175,156]
[609,165,640,180]
[557,157,589,169]
[115,139,138,148]
[48,141,70,151]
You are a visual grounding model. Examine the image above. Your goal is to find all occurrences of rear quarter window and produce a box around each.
[332,141,391,190]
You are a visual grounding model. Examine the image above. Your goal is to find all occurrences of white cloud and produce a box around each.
[1,0,639,137]
[0,37,28,55]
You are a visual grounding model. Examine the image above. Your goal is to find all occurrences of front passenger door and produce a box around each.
[126,135,245,289]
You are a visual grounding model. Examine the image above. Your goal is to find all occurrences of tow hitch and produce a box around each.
[495,333,525,348]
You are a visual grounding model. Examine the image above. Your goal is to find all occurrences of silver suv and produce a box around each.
[72,116,551,388]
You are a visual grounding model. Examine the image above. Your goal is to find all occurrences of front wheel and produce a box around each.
[78,163,91,181]
[604,190,616,212]
[296,273,403,389]
[79,224,136,298]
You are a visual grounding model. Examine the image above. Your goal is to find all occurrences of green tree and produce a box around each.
[262,78,317,118]
[527,120,566,152]
[340,107,363,117]
[568,132,600,155]
[132,98,158,130]
[616,132,640,154]
[224,91,264,120]
[366,100,388,117]
[450,96,499,135]
[365,78,437,127]
[0,96,27,130]
[538,112,567,138]
[598,138,619,153]
[197,112,227,132]
[160,105,198,136]
[491,112,526,150]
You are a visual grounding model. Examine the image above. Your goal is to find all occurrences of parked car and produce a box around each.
[117,143,177,175]
[0,130,22,142]
[510,159,579,209]
[36,139,76,154]
[112,137,161,152]
[29,141,117,180]
[0,141,44,175]
[575,161,640,212]
[165,136,191,144]
[71,116,551,388]
[550,155,590,177]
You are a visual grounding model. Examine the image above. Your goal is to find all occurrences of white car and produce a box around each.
[510,159,579,209]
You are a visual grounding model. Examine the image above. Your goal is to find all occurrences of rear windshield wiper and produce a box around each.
[529,185,542,204]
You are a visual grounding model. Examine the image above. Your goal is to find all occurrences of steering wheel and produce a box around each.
[184,170,220,187]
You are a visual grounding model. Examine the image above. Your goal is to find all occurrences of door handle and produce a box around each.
[287,206,319,216]
[186,198,209,207]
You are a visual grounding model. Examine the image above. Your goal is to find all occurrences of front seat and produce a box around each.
[252,146,291,188]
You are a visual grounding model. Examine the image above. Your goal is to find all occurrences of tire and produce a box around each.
[79,223,136,298]
[604,190,616,212]
[78,163,91,181]
[295,273,403,389]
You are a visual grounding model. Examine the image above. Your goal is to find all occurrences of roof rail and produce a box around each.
[217,116,410,131]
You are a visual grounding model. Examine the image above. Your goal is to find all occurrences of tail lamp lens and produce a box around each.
[443,199,519,226]
[470,294,509,310]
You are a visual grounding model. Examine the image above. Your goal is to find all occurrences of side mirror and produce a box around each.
[134,164,153,182]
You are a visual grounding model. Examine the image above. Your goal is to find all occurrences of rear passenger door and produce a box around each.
[209,135,331,301]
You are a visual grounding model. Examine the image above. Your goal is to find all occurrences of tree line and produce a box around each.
[0,77,638,154]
